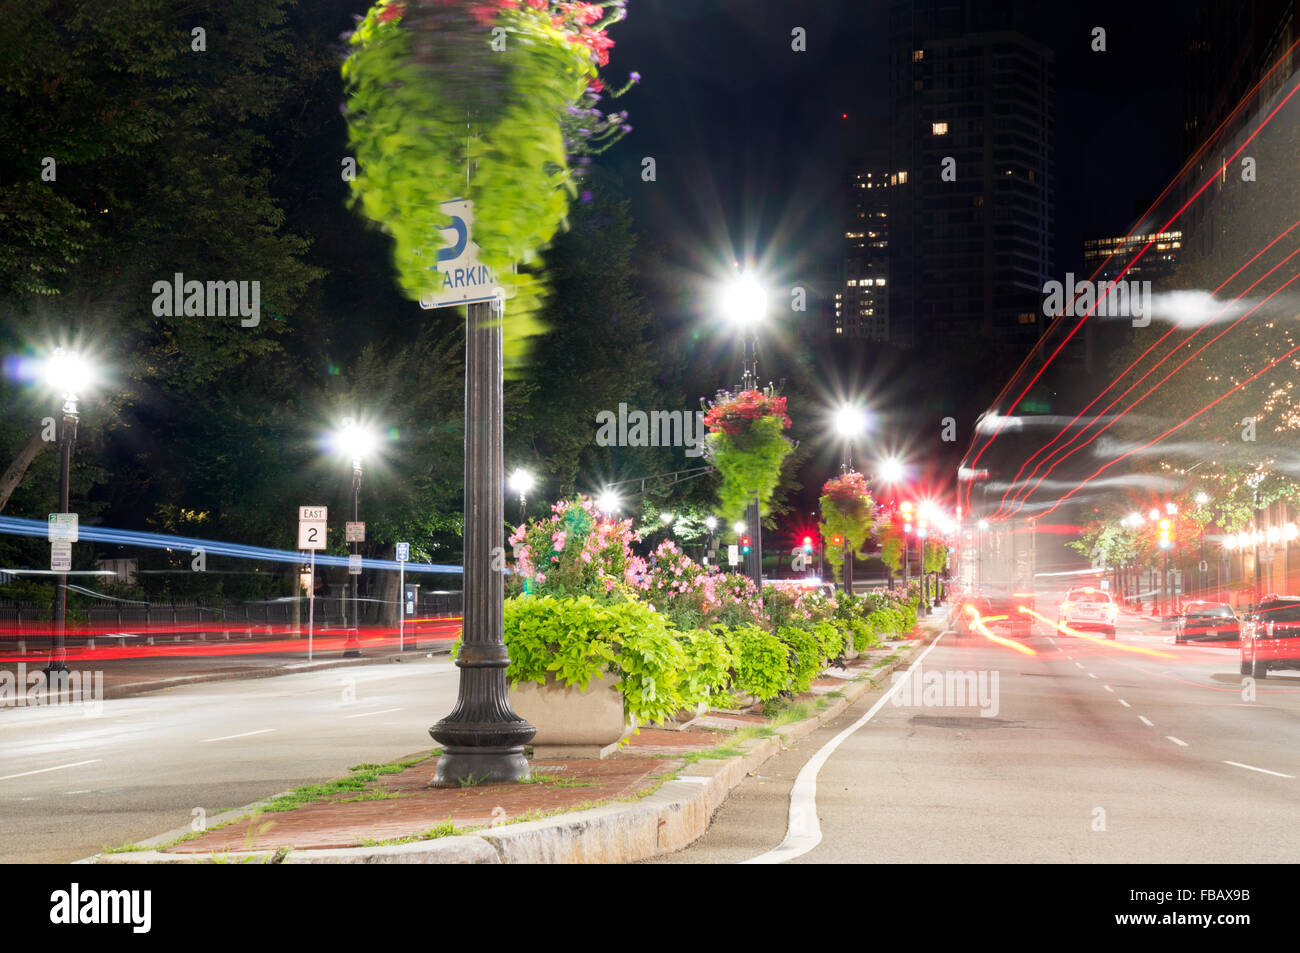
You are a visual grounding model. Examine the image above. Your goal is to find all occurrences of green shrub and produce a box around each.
[777,625,822,695]
[849,616,877,652]
[501,595,688,725]
[813,620,844,661]
[677,627,733,708]
[729,625,789,701]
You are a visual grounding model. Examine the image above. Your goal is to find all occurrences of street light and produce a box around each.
[720,269,769,596]
[42,348,96,678]
[331,417,379,658]
[833,402,870,594]
[878,457,904,484]
[596,488,621,517]
[508,467,535,523]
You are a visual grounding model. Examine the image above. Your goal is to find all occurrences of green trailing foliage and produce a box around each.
[342,1,598,367]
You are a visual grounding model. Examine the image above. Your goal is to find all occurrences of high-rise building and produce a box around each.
[887,0,1054,350]
[838,165,892,340]
[1081,229,1182,284]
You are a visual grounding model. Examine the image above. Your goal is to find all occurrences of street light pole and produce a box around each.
[431,297,535,786]
[45,395,78,678]
[344,461,362,657]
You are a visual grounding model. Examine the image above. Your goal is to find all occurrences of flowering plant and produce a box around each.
[819,471,876,583]
[641,539,764,630]
[342,0,635,367]
[702,388,794,524]
[507,496,643,599]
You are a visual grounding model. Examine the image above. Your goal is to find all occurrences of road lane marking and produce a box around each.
[343,707,403,719]
[0,759,102,782]
[1074,662,1084,669]
[1104,685,1114,692]
[1138,715,1154,727]
[1224,760,1294,779]
[1088,673,1098,679]
[741,633,947,865]
[1167,736,1188,746]
[198,728,275,743]
[1118,699,1131,707]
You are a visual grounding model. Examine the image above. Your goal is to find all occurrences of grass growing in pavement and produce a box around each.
[518,773,596,788]
[257,755,432,813]
[355,818,468,847]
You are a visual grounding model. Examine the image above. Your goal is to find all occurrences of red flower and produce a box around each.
[376,3,404,23]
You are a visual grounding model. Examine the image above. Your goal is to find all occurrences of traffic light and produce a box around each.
[900,501,913,515]
[831,534,844,548]
[802,536,813,553]
[1158,518,1172,549]
[740,535,751,554]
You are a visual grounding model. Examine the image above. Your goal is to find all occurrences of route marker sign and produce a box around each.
[298,505,327,551]
[395,542,410,562]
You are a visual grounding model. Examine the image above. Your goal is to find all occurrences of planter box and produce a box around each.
[508,672,632,760]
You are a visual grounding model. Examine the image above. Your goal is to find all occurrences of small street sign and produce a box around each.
[395,542,410,562]
[418,200,509,310]
[298,521,327,550]
[299,506,327,522]
[48,513,78,543]
[346,521,366,543]
[51,541,72,572]
[348,554,363,575]
[727,544,740,566]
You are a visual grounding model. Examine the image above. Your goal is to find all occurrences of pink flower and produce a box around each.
[552,530,567,551]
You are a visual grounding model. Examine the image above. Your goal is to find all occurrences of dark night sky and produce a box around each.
[601,0,1192,288]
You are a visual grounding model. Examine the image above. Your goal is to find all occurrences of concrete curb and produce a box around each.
[84,625,940,865]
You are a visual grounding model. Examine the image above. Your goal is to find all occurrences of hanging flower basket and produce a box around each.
[341,0,635,367]
[702,389,793,524]
[819,471,875,583]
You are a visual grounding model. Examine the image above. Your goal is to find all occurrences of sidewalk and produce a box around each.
[87,623,940,864]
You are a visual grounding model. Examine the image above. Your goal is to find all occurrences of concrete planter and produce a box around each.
[509,672,632,760]
[646,700,708,732]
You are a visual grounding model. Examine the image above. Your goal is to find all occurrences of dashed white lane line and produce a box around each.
[1074,662,1085,670]
[1118,699,1131,708]
[741,633,947,865]
[343,708,403,719]
[1224,761,1294,779]
[1138,715,1154,727]
[1167,737,1188,747]
[0,759,102,782]
[1104,685,1114,693]
[198,728,275,743]
[1088,673,1098,679]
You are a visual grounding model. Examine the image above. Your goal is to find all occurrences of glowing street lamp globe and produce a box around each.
[44,348,94,401]
[704,516,718,531]
[596,489,620,515]
[834,404,869,438]
[878,457,904,483]
[732,520,746,535]
[720,272,767,328]
[334,419,378,468]
[508,468,535,497]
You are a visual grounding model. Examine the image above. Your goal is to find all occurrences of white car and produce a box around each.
[1058,587,1117,639]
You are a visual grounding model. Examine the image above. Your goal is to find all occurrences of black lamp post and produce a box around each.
[43,349,87,680]
[430,298,535,786]
[333,418,375,658]
[723,271,768,598]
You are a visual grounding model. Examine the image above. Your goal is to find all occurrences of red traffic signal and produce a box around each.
[802,536,813,553]
[740,535,751,554]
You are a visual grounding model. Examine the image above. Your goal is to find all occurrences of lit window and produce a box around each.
[932,122,948,135]
[897,171,908,183]
[847,280,857,287]
[876,278,886,286]
[912,49,924,62]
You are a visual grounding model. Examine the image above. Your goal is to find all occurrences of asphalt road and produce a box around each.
[0,655,459,863]
[651,602,1300,863]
